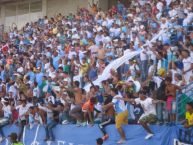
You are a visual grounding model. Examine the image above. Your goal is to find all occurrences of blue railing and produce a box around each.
[176,81,193,123]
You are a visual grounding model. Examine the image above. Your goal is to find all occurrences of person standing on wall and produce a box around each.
[103,88,128,144]
[116,89,163,140]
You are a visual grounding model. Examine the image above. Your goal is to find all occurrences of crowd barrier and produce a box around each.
[1,124,187,145]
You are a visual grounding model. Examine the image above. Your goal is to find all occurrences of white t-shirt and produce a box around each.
[170,69,181,84]
[156,2,163,12]
[135,97,156,116]
[183,57,193,83]
[129,64,140,77]
[2,105,12,118]
[16,104,30,120]
[140,51,148,61]
[152,76,163,88]
[44,63,50,71]
[112,95,127,113]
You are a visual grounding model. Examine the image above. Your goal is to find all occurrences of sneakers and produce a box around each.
[62,120,69,125]
[117,139,126,144]
[81,122,87,127]
[102,134,109,141]
[145,133,154,140]
[76,121,82,127]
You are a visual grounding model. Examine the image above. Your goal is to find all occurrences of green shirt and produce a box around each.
[12,142,23,145]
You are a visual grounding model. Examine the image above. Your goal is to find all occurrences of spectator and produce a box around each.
[103,88,128,144]
[0,98,12,142]
[165,76,181,123]
[0,0,192,144]
[8,132,23,145]
[117,89,164,139]
[82,97,96,126]
[179,102,193,144]
[184,102,193,128]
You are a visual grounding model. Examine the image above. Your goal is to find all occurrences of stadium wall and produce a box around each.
[0,0,110,30]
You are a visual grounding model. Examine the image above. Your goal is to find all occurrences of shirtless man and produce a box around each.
[69,81,85,126]
[165,76,181,123]
[97,42,106,60]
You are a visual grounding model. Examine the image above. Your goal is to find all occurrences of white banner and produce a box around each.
[73,28,167,92]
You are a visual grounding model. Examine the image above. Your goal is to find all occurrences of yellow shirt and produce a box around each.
[52,27,58,35]
[80,63,89,75]
[186,111,193,126]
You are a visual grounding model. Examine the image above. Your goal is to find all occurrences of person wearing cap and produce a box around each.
[0,98,12,142]
[9,132,23,145]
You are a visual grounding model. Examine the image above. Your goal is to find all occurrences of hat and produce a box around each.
[157,68,166,77]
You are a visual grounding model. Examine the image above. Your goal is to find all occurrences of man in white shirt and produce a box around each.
[0,98,12,141]
[117,89,162,140]
[16,98,30,141]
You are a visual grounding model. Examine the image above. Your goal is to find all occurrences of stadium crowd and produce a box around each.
[0,0,192,144]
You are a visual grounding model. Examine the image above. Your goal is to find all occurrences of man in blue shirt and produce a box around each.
[0,66,6,82]
[35,68,44,87]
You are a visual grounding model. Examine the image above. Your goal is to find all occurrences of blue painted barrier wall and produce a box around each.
[1,125,180,145]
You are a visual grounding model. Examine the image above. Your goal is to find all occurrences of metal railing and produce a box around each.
[176,81,193,123]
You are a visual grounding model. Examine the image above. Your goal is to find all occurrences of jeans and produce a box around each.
[140,60,148,81]
[45,120,57,140]
[0,117,9,137]
[18,120,27,141]
[156,102,167,123]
